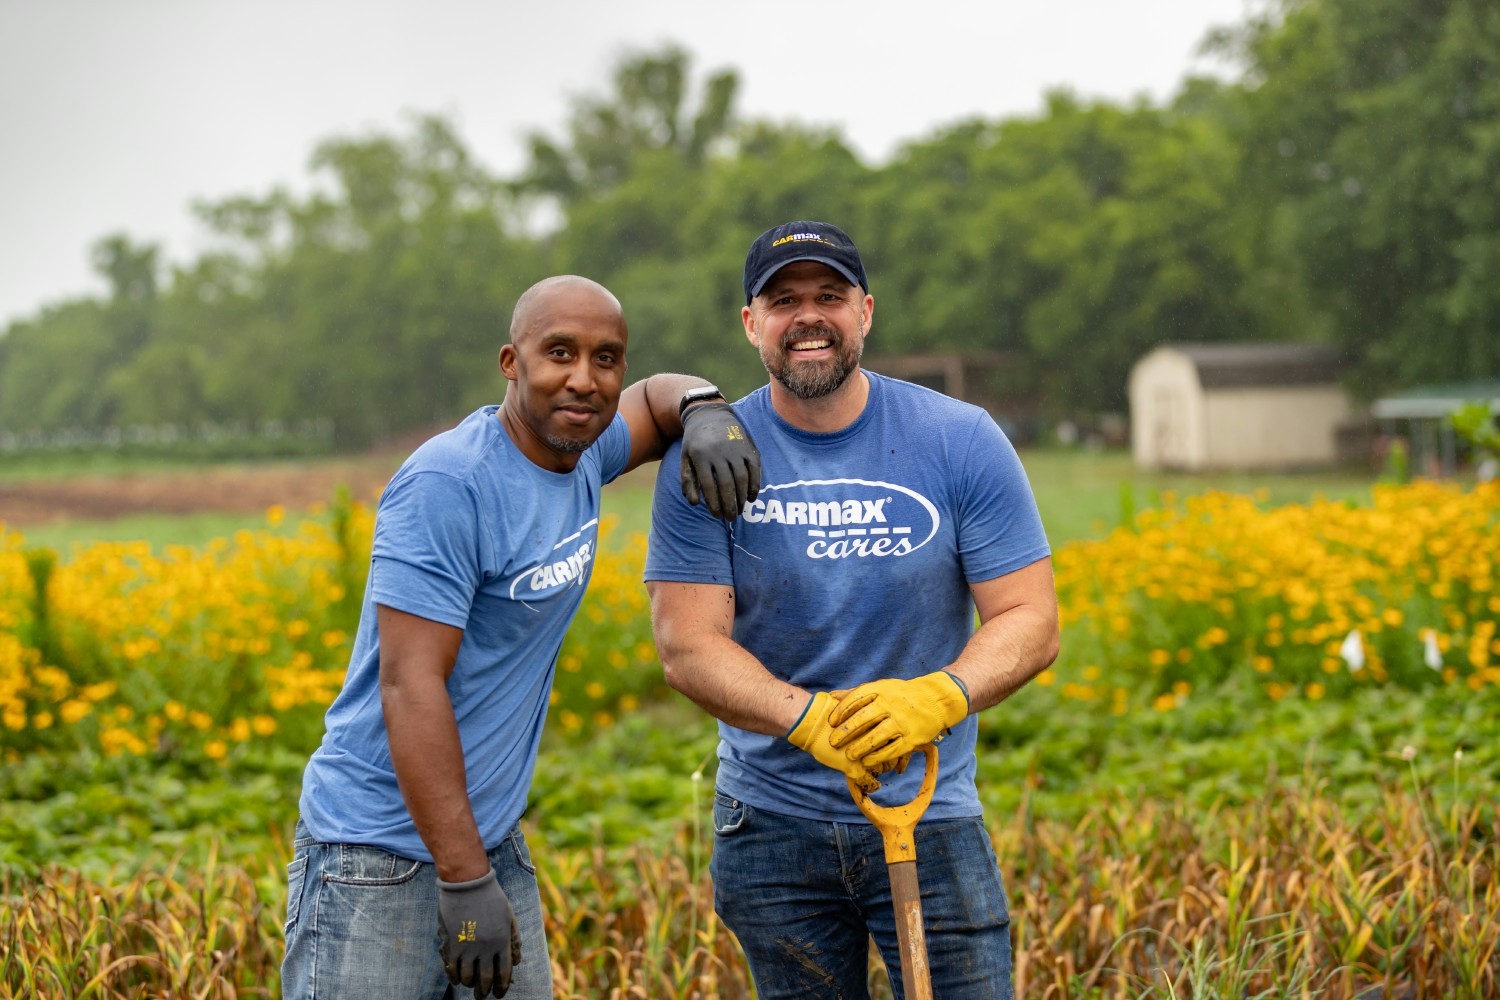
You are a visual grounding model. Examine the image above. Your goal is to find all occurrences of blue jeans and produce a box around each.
[281,820,552,999]
[710,793,1013,1000]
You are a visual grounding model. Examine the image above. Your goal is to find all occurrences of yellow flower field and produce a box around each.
[1,481,1497,765]
[1049,481,1500,708]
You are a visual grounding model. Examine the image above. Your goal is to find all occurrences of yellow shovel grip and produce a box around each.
[845,744,939,864]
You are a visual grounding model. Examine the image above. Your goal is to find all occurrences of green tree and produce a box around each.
[519,45,738,208]
[192,115,529,446]
[857,92,1257,414]
[1219,0,1500,394]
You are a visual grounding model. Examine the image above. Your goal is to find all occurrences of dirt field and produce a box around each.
[0,453,406,526]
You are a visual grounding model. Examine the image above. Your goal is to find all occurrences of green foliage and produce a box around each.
[1221,0,1500,395]
[3,5,1499,449]
[1451,402,1500,461]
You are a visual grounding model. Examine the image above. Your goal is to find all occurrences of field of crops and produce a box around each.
[2,476,1498,997]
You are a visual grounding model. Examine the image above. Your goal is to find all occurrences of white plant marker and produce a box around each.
[1341,629,1365,672]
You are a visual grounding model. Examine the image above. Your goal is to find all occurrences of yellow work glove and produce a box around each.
[786,692,881,793]
[828,671,970,771]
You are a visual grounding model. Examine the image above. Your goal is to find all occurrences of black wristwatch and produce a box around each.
[678,384,726,420]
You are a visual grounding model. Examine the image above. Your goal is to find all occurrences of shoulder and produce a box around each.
[868,372,994,433]
[381,408,509,512]
[398,407,508,482]
[730,385,775,424]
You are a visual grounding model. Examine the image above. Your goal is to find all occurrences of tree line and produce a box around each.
[1,0,1495,451]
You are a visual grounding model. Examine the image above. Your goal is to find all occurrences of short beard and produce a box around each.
[544,433,591,454]
[763,325,863,400]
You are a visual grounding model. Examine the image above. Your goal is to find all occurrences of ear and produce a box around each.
[741,305,759,348]
[499,344,519,382]
[860,293,874,337]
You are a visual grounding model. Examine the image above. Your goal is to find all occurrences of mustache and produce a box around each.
[781,325,841,347]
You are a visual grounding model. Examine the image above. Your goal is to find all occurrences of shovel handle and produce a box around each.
[845,744,938,864]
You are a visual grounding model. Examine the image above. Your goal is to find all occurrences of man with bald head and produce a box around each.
[283,275,760,999]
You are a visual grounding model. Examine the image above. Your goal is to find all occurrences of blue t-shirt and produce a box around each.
[645,373,1050,822]
[298,405,631,860]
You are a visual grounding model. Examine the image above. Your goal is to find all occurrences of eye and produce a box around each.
[595,351,618,366]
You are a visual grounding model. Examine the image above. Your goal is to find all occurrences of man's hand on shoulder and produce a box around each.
[680,401,761,521]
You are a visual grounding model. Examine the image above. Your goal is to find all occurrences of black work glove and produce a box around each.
[437,868,522,998]
[680,401,761,521]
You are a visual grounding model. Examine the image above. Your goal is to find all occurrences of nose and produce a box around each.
[792,297,826,329]
[564,357,597,396]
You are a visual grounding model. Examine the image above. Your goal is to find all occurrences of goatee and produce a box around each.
[764,325,863,400]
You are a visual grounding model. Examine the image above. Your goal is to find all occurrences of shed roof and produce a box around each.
[1371,381,1500,419]
[1167,342,1344,389]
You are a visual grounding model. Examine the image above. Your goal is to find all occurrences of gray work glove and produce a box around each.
[680,401,761,521]
[437,868,522,998]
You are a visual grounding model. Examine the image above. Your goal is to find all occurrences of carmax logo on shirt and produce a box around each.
[526,541,593,591]
[509,519,598,606]
[740,478,941,559]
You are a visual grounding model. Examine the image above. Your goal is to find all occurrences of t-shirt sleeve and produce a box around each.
[595,412,632,486]
[369,471,485,629]
[643,440,735,585]
[955,411,1051,583]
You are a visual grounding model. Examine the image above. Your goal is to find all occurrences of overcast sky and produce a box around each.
[0,0,1256,328]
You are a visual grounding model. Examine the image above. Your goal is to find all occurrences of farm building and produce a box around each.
[1129,342,1351,471]
[1371,380,1500,477]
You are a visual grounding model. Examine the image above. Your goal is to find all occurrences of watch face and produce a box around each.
[680,386,725,418]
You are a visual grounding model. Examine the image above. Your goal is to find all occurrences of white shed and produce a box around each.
[1129,342,1351,471]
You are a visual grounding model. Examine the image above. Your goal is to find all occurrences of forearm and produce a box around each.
[650,585,807,735]
[381,673,488,881]
[944,603,1060,714]
[640,372,719,440]
[664,634,809,735]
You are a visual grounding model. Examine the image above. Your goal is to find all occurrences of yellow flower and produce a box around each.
[81,680,118,702]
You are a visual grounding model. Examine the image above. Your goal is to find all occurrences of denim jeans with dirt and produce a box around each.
[710,792,1014,1000]
[281,820,551,1000]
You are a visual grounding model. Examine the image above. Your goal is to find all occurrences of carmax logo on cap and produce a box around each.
[771,233,834,248]
[739,478,940,559]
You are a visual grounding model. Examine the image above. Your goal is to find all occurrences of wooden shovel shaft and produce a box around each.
[847,745,939,1000]
[889,860,932,1000]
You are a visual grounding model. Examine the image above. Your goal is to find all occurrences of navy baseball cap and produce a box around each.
[743,221,869,303]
